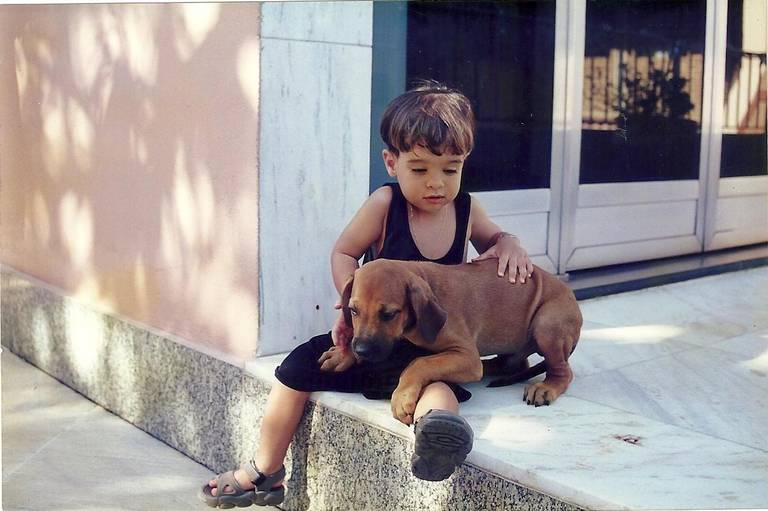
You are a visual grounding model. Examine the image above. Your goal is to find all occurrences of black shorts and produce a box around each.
[274,332,471,402]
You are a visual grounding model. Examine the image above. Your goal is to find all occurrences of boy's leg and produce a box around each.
[208,381,309,496]
[411,382,473,482]
[414,381,459,420]
[254,381,310,474]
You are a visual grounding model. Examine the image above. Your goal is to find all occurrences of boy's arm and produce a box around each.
[330,186,392,294]
[468,199,533,284]
[320,187,391,366]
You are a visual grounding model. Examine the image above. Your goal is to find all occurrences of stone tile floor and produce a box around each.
[1,350,279,511]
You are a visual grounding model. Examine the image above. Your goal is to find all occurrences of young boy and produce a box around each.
[200,81,532,508]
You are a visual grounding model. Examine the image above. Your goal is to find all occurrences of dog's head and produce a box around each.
[341,260,447,362]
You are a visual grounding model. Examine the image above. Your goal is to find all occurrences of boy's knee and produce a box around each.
[424,381,453,394]
[274,363,304,391]
[417,382,460,412]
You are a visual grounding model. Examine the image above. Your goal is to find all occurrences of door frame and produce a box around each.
[701,0,728,249]
[703,0,768,251]
[555,0,586,274]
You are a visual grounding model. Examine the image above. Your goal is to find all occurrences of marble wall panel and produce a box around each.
[259,37,372,355]
[262,2,372,46]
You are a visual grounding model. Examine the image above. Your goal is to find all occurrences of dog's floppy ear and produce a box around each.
[407,276,447,343]
[341,274,354,327]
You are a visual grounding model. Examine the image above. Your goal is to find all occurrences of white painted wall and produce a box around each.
[258,2,373,355]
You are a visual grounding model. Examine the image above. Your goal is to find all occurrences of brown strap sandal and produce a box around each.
[198,461,285,508]
[243,461,285,506]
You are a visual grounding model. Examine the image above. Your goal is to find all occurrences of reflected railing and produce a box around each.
[583,48,703,131]
[724,50,767,134]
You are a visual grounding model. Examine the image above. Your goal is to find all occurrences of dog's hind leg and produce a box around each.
[487,360,547,388]
[482,354,528,379]
[524,296,581,406]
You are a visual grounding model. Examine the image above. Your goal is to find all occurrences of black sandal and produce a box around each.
[411,410,474,481]
[198,461,285,508]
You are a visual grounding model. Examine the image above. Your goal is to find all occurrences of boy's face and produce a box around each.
[382,144,468,214]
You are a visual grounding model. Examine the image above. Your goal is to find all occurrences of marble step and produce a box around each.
[247,353,767,511]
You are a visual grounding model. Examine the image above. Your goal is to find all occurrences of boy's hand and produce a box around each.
[331,301,354,350]
[472,235,533,284]
[319,302,356,372]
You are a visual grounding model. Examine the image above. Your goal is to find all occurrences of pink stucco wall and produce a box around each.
[0,3,262,359]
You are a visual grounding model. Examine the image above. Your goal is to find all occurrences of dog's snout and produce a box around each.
[352,338,377,360]
[352,337,390,362]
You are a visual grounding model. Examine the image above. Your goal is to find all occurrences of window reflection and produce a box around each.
[581,0,706,184]
[721,0,767,177]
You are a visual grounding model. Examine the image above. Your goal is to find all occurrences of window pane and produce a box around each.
[721,0,767,178]
[406,1,556,192]
[581,0,706,184]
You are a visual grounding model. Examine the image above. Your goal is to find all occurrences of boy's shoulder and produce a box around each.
[353,185,394,224]
[368,183,395,208]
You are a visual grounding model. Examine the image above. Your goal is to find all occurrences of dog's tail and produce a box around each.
[487,360,547,388]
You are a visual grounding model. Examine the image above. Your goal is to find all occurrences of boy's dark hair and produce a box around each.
[380,79,475,157]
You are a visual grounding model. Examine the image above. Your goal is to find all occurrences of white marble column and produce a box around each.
[258,2,373,355]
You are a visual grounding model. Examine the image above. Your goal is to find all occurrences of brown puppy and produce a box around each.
[320,258,582,424]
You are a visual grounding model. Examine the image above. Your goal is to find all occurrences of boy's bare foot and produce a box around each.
[208,467,251,496]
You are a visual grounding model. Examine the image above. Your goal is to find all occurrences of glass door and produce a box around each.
[372,1,563,272]
[560,0,710,272]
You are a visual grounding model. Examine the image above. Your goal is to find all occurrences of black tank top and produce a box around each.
[364,183,471,265]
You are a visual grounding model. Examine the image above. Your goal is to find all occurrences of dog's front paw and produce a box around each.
[523,382,564,407]
[391,384,421,425]
[317,346,356,373]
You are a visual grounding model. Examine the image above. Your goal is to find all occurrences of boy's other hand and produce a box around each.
[320,303,356,372]
[472,236,533,284]
[331,302,354,349]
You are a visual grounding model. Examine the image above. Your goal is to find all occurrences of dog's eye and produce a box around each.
[349,307,358,317]
[380,310,399,322]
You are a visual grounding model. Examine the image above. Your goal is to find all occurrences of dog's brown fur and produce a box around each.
[321,258,582,424]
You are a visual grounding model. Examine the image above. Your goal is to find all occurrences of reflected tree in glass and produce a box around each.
[580,0,706,184]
